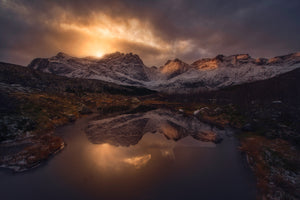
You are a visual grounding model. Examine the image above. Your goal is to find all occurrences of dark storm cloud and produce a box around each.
[0,0,300,66]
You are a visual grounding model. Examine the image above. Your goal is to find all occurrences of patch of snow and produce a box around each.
[193,110,200,115]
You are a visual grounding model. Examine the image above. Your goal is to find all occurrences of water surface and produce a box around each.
[0,110,256,200]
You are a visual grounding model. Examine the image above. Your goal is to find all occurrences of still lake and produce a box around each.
[0,109,256,200]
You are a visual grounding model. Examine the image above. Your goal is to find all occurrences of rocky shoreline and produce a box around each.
[0,134,64,172]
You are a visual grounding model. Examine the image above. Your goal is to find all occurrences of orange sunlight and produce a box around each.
[58,14,169,58]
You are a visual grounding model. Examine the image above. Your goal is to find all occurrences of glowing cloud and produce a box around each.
[57,14,170,59]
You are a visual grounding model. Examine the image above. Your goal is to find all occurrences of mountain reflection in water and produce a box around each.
[86,109,224,146]
[84,109,224,170]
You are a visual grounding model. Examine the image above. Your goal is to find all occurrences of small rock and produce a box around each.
[272,100,282,104]
[197,107,209,115]
[131,97,140,104]
[242,123,254,132]
[79,105,92,115]
[214,107,222,114]
[194,130,223,143]
[67,114,76,122]
[193,110,200,115]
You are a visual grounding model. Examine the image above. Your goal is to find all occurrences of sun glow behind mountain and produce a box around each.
[95,51,104,58]
[58,14,170,61]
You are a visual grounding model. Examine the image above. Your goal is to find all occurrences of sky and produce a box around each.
[0,0,300,66]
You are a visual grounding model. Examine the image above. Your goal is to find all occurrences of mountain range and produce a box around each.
[28,52,300,93]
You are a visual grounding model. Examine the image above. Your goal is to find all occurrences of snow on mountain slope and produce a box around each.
[148,53,300,93]
[28,52,149,86]
[28,52,300,93]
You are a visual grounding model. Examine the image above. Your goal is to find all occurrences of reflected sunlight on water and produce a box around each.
[123,154,151,169]
[87,132,216,171]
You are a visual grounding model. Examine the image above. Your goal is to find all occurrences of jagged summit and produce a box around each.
[192,52,300,70]
[191,54,253,70]
[52,52,72,59]
[103,51,123,57]
[160,58,191,79]
[164,58,185,65]
[267,52,300,65]
[52,51,145,65]
[101,52,145,66]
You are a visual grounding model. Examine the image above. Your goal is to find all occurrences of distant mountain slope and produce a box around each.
[169,67,300,107]
[28,52,300,93]
[0,62,154,96]
[216,67,300,107]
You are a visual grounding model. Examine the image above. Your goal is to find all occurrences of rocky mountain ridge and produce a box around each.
[28,52,300,93]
